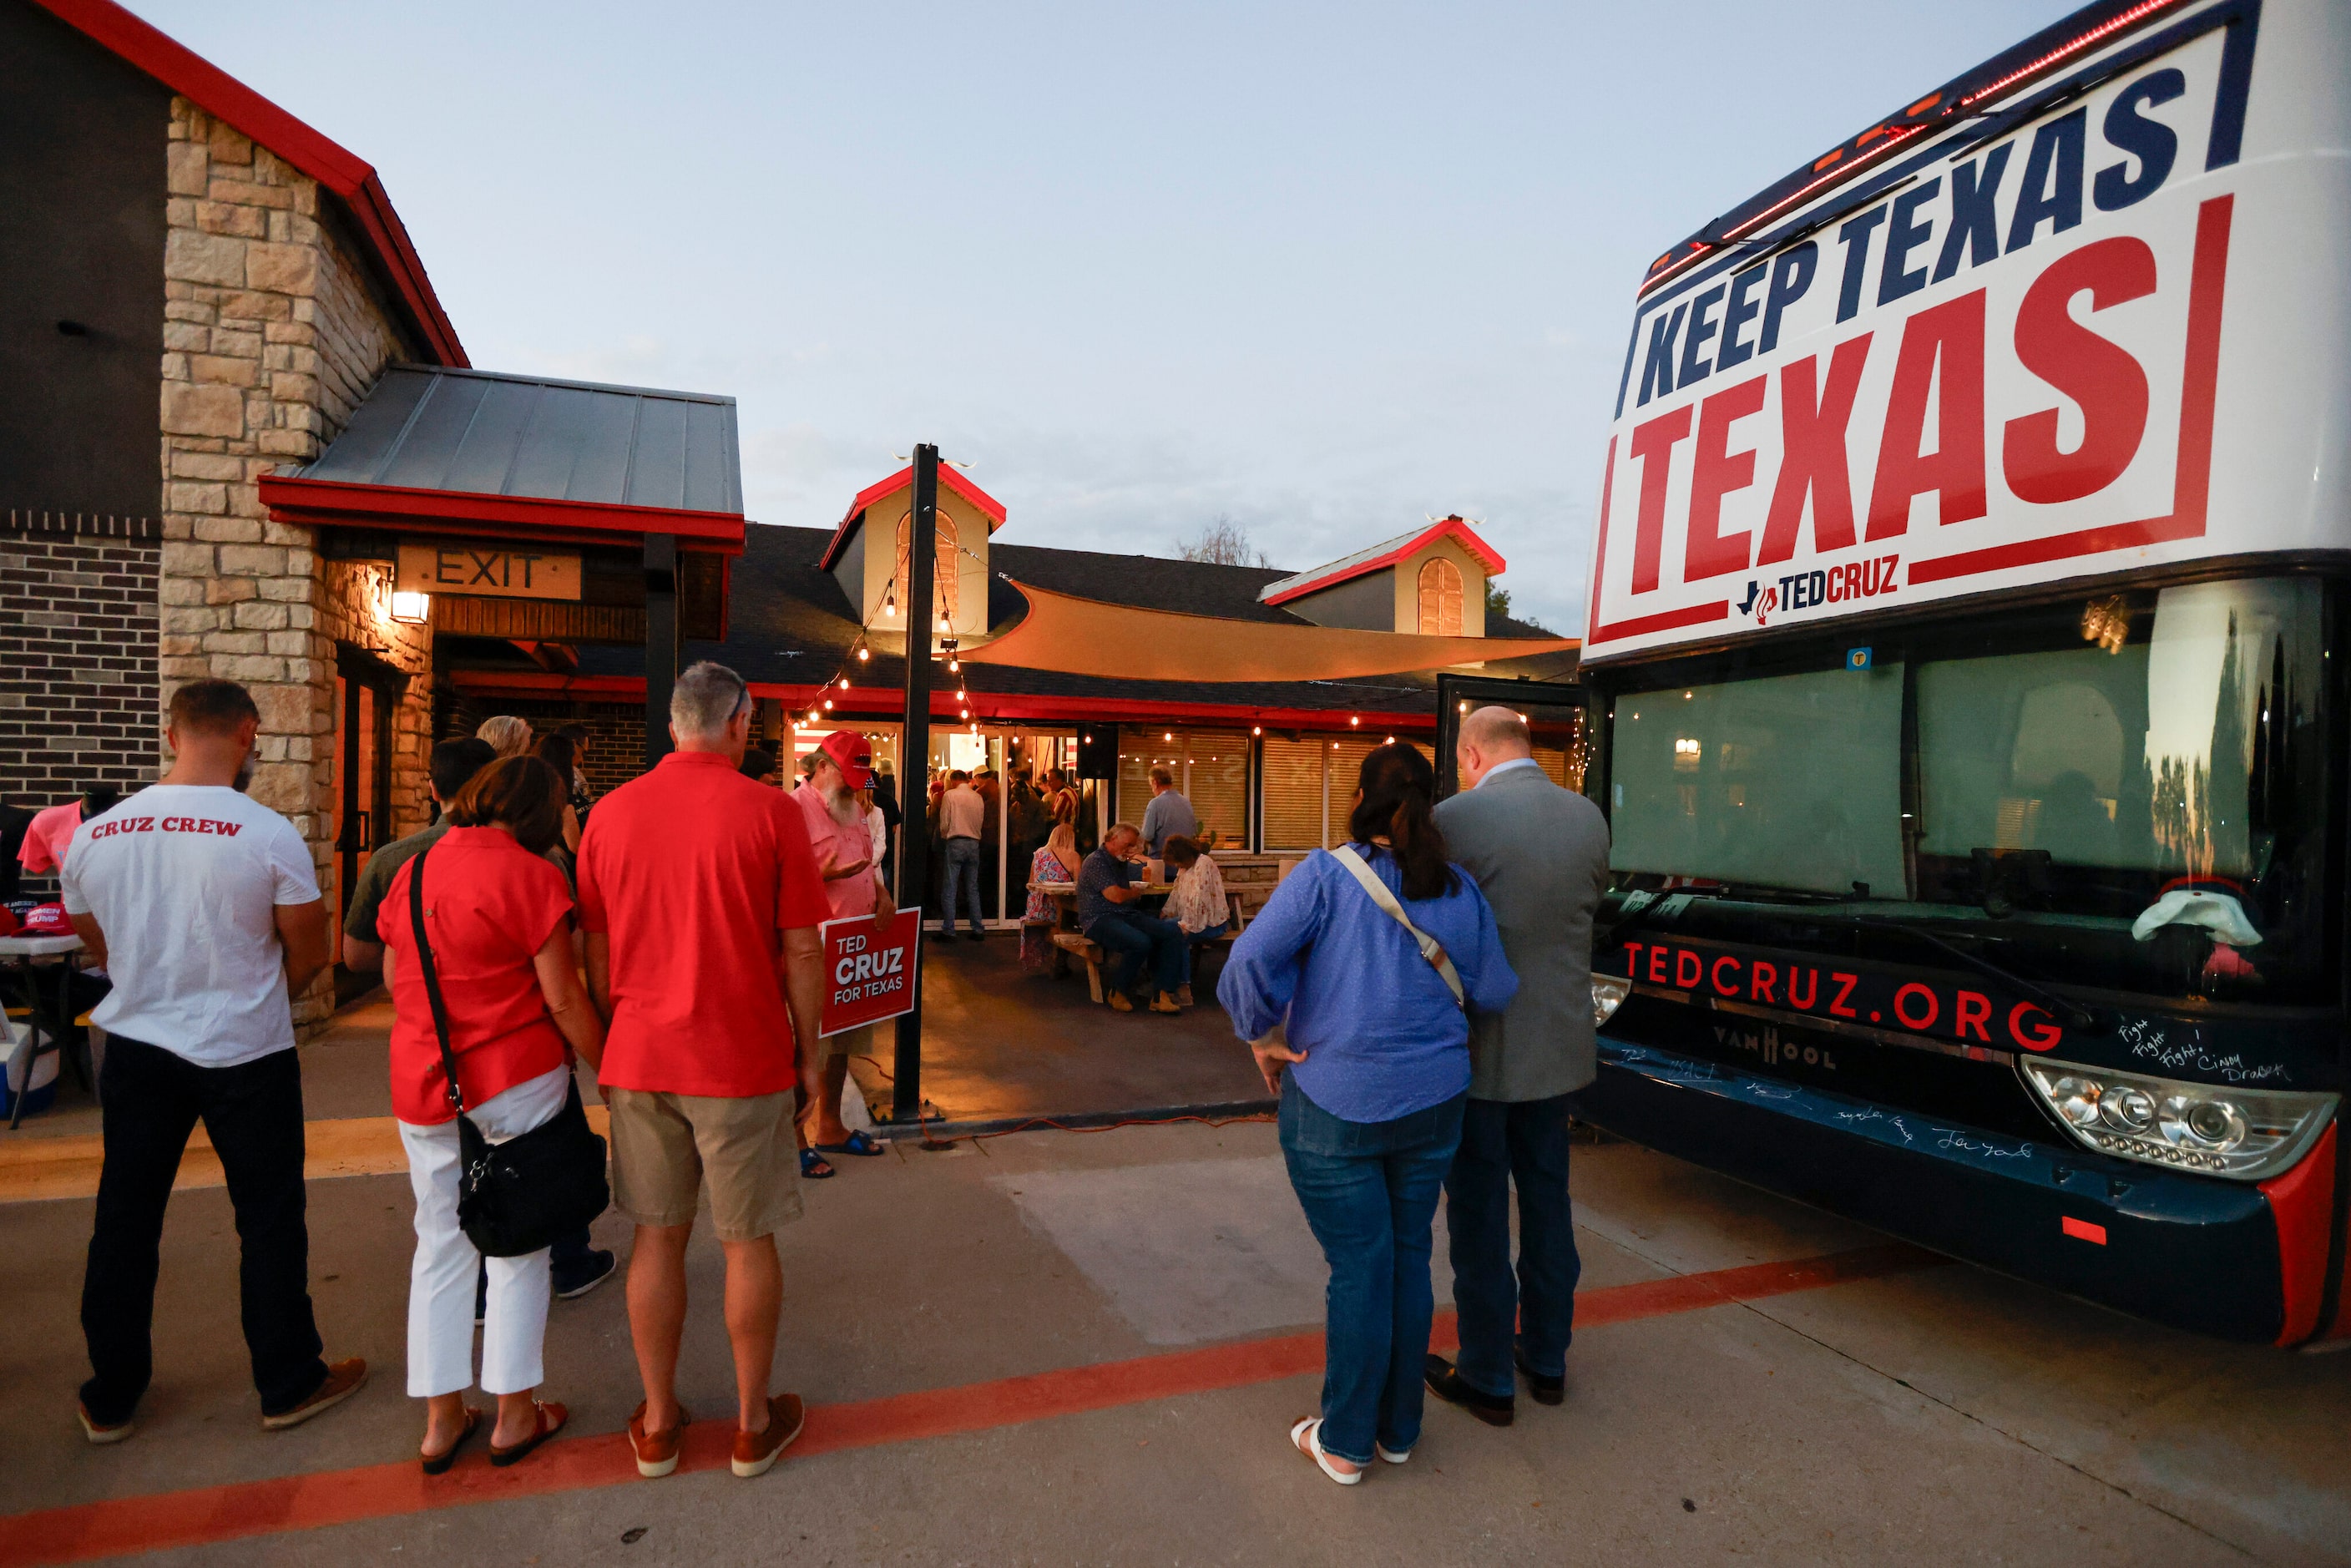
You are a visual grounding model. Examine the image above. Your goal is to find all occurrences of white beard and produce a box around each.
[821,780,863,827]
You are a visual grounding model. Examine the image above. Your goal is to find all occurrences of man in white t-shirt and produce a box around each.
[60,679,365,1444]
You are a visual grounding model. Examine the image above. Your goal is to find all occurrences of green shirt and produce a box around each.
[342,822,448,944]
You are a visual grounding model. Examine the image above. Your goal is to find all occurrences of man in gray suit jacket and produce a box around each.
[1423,706,1610,1424]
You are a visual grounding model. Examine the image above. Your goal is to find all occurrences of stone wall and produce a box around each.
[157,99,429,1030]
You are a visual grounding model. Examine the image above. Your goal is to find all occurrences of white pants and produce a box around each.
[398,1065,570,1399]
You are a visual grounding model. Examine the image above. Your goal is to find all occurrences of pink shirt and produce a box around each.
[18,802,83,875]
[796,783,877,921]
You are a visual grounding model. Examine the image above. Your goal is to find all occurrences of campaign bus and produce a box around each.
[1575,0,2348,1343]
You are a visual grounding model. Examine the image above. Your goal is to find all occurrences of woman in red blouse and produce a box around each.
[377,756,607,1472]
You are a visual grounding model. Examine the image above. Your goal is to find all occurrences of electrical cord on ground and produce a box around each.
[847,1056,1272,1147]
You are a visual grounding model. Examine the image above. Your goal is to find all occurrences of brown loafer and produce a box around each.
[629,1401,689,1479]
[262,1358,368,1431]
[731,1393,806,1478]
[489,1400,567,1468]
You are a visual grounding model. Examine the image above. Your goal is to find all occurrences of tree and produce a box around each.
[1176,515,1271,569]
[1485,579,1546,630]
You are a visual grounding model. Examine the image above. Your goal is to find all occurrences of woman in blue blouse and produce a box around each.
[1219,743,1515,1485]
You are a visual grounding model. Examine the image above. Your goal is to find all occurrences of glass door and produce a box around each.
[331,650,398,1004]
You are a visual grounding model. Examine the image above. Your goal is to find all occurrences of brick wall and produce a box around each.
[436,692,646,802]
[157,99,428,1031]
[0,524,163,822]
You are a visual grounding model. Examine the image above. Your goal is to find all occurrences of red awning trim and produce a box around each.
[1259,517,1508,607]
[259,474,747,553]
[445,670,1438,732]
[32,0,467,368]
[816,463,1009,571]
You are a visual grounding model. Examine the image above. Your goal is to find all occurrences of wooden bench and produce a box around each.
[1050,931,1108,1003]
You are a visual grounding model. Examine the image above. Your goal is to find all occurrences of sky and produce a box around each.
[129,0,2071,632]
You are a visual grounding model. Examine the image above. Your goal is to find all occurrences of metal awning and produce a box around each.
[258,365,745,548]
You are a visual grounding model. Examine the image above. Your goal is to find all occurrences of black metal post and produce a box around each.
[891,445,939,1123]
[644,534,680,771]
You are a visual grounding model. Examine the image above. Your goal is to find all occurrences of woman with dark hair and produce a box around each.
[376,756,605,1473]
[531,735,586,855]
[1218,743,1515,1485]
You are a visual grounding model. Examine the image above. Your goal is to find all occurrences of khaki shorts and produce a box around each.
[606,1088,802,1242]
[825,1022,876,1061]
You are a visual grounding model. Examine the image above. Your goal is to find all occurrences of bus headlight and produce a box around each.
[2020,1060,2336,1181]
[1593,974,1630,1028]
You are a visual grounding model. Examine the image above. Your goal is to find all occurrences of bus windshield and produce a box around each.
[1606,576,2330,1005]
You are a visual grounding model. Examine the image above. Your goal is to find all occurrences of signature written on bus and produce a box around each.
[1616,938,2066,1054]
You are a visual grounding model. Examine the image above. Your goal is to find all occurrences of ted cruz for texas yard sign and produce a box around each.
[819,909,921,1036]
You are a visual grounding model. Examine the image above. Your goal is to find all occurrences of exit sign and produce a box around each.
[397,543,582,601]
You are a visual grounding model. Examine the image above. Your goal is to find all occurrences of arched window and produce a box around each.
[1418,556,1464,635]
[892,509,959,624]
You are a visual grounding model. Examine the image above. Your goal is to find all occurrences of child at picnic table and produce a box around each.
[1020,823,1084,974]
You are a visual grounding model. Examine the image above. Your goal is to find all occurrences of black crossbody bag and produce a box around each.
[408,842,609,1257]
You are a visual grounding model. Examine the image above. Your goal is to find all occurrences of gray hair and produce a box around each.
[1460,705,1533,756]
[475,714,533,759]
[671,660,750,741]
[1105,821,1142,847]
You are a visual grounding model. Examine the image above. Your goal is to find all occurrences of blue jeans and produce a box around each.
[1086,911,1184,999]
[1445,1094,1581,1398]
[1180,921,1228,984]
[1279,1078,1464,1465]
[941,837,983,933]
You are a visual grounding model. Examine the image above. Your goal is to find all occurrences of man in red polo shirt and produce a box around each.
[577,662,829,1482]
[794,731,896,1158]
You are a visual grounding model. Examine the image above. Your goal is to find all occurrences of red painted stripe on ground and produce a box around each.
[0,1242,1941,1565]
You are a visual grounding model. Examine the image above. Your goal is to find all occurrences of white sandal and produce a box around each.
[1289,1417,1362,1485]
[1376,1442,1412,1464]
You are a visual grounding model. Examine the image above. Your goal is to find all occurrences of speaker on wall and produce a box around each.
[1074,724,1118,780]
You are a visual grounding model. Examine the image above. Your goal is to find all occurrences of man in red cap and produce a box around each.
[793,731,897,1163]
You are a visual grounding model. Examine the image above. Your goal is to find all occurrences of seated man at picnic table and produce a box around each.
[1075,822,1186,1014]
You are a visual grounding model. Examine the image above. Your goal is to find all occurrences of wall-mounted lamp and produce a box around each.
[389,590,430,625]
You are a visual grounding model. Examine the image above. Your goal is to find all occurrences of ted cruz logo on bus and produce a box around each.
[1578,20,2328,663]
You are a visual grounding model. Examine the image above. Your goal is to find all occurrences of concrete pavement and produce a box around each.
[0,1021,2346,1565]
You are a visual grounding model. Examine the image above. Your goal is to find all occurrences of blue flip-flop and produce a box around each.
[815,1130,886,1157]
[799,1148,837,1179]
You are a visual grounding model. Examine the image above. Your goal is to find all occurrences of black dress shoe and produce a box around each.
[1423,1354,1514,1426]
[1515,1348,1565,1405]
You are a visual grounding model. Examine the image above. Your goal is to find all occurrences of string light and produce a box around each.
[1349,716,1360,727]
[857,646,869,661]
[1252,726,1261,736]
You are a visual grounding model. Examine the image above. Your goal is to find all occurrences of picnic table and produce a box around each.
[1,932,88,1128]
[1024,881,1247,1004]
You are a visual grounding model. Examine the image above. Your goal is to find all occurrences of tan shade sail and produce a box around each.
[960,579,1579,682]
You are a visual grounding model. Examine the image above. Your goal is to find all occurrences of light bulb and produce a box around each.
[1350,716,1360,726]
[1252,726,1261,736]
[838,677,849,690]
[824,699,834,711]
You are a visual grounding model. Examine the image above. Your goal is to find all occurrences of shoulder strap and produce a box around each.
[407,842,467,1115]
[1329,844,1465,1009]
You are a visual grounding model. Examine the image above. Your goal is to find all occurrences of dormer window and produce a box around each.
[1417,556,1464,635]
[893,508,959,622]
